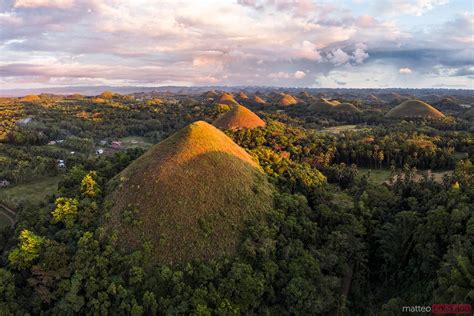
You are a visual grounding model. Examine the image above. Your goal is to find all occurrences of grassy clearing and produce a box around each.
[319,125,359,134]
[359,168,392,184]
[120,136,153,149]
[0,176,61,207]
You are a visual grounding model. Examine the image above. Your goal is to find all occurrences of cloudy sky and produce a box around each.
[0,0,473,89]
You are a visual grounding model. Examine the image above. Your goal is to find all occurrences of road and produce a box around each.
[0,202,16,227]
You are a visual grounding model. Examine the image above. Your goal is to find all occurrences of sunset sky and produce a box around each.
[0,0,473,89]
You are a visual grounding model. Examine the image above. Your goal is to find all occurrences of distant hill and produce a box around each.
[213,105,266,130]
[253,95,266,104]
[106,121,274,264]
[218,92,240,106]
[237,91,249,100]
[308,98,360,113]
[461,107,474,119]
[279,93,298,106]
[385,100,445,119]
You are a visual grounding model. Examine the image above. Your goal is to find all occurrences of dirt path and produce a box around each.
[0,202,16,227]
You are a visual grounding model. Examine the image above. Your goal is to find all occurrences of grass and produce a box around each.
[107,121,274,264]
[359,168,392,184]
[213,105,266,130]
[319,125,359,134]
[0,176,61,208]
[385,100,445,119]
[120,136,153,149]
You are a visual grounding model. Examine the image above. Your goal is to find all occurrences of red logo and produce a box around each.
[432,304,472,314]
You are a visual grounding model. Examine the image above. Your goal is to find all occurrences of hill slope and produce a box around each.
[106,121,274,264]
[213,105,266,130]
[385,100,445,119]
[308,98,360,113]
[218,92,239,106]
[279,93,298,106]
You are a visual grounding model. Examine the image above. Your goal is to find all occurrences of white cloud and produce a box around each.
[327,49,351,66]
[376,0,449,16]
[399,68,412,74]
[294,70,306,79]
[292,41,323,61]
[352,48,369,64]
[13,0,74,9]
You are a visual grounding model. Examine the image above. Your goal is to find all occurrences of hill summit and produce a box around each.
[279,93,298,106]
[385,100,445,119]
[218,92,239,106]
[308,98,360,113]
[106,121,273,264]
[213,105,266,130]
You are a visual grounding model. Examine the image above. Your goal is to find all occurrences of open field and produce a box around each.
[318,125,370,134]
[120,136,153,149]
[0,176,61,207]
[359,168,392,184]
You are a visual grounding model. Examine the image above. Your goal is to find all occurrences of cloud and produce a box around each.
[294,70,306,79]
[0,0,471,88]
[352,47,369,64]
[327,49,351,66]
[399,68,412,74]
[268,72,290,79]
[13,0,74,9]
[375,0,449,16]
[291,41,323,61]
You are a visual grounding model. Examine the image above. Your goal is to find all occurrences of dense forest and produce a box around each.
[0,91,473,315]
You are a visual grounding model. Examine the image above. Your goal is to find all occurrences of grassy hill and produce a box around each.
[385,100,445,119]
[218,92,239,106]
[308,98,360,113]
[279,93,298,106]
[213,105,266,130]
[106,121,274,264]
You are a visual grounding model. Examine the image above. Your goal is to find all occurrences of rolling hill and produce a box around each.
[213,105,266,130]
[218,92,240,106]
[385,100,445,119]
[279,93,298,106]
[106,121,274,264]
[308,98,360,113]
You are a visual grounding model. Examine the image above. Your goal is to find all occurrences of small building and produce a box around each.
[0,179,10,187]
[99,140,107,146]
[111,141,123,149]
[57,160,66,168]
[48,140,56,145]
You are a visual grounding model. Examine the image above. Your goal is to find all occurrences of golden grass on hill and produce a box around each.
[218,92,239,106]
[213,105,265,130]
[106,121,274,264]
[253,95,266,104]
[385,100,445,119]
[238,91,249,99]
[99,91,115,99]
[279,93,298,106]
[308,98,360,113]
[19,95,40,102]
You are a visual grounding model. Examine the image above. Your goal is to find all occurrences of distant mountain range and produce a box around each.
[0,85,472,97]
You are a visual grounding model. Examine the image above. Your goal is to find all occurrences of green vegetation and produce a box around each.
[0,91,472,314]
[108,121,274,263]
[0,176,61,207]
[359,167,392,184]
[0,212,12,229]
